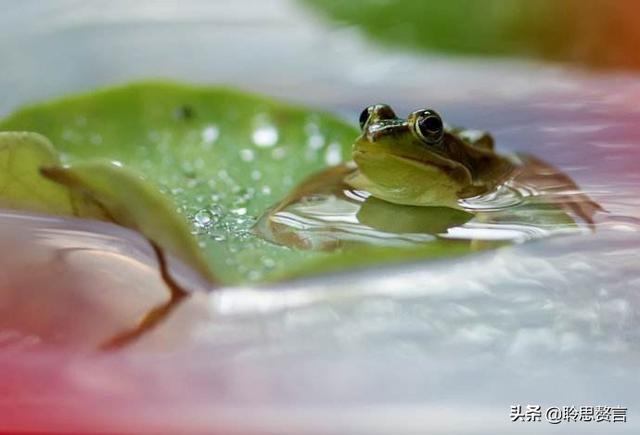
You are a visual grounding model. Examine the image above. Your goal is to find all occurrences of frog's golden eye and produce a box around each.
[414,109,444,144]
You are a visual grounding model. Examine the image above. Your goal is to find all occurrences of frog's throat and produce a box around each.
[353,149,473,187]
[344,169,463,208]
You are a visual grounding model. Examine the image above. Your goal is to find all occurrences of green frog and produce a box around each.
[345,104,515,208]
[256,104,601,251]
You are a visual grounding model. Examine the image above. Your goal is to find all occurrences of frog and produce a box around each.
[344,104,515,208]
[255,103,602,251]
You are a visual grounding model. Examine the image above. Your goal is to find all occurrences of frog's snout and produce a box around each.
[363,119,410,143]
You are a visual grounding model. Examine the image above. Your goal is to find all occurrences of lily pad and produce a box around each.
[0,131,214,288]
[41,161,215,284]
[300,0,639,70]
[0,132,72,215]
[0,81,365,284]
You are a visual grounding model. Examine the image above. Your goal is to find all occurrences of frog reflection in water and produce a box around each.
[257,105,602,250]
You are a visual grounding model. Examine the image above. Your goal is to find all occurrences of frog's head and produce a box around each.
[349,104,482,207]
[346,104,511,206]
[354,104,452,164]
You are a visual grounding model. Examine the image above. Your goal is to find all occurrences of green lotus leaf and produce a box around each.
[0,81,360,284]
[40,161,215,284]
[300,0,636,70]
[0,132,72,215]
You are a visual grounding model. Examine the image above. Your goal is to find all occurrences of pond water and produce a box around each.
[1,1,640,434]
[254,154,598,251]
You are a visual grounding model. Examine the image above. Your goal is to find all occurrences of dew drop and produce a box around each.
[193,209,215,228]
[182,161,196,177]
[210,232,227,242]
[209,204,224,218]
[325,142,342,165]
[307,133,325,150]
[90,134,103,145]
[231,207,247,216]
[193,205,223,229]
[261,185,272,195]
[262,257,276,269]
[62,129,80,144]
[252,125,279,148]
[232,187,255,205]
[201,125,219,147]
[271,147,286,160]
[251,170,262,181]
[305,148,318,162]
[247,270,262,281]
[59,152,71,164]
[240,148,255,162]
[148,131,161,143]
[304,120,320,135]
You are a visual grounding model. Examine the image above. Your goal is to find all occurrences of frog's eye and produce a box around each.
[414,109,444,144]
[359,106,373,130]
[359,104,397,130]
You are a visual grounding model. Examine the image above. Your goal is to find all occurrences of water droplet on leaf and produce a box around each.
[201,125,219,146]
[240,148,255,162]
[307,133,325,150]
[325,142,342,165]
[252,125,279,148]
[271,147,286,160]
[90,134,103,145]
[194,209,215,228]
